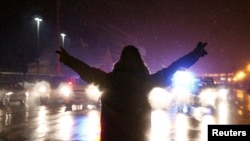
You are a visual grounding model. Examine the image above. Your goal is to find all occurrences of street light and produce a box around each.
[57,33,66,76]
[60,33,66,47]
[247,64,250,72]
[34,17,42,75]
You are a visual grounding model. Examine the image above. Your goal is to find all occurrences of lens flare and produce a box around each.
[85,83,103,102]
[58,82,73,97]
[148,87,173,109]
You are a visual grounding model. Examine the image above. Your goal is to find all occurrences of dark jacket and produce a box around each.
[56,43,207,141]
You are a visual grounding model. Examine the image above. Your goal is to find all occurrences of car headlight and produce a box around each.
[148,87,173,109]
[217,88,229,101]
[58,83,72,97]
[199,88,217,107]
[85,83,102,102]
[6,91,13,96]
[38,85,47,93]
[25,91,29,97]
[34,81,51,96]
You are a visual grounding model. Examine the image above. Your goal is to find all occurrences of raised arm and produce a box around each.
[56,47,106,83]
[150,42,208,87]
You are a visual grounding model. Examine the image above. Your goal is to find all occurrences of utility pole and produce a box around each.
[56,0,61,76]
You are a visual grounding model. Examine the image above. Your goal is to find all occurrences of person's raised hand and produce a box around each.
[55,47,71,63]
[193,42,208,57]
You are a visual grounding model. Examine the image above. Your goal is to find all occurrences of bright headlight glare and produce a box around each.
[218,88,229,100]
[34,81,51,95]
[199,88,217,106]
[172,70,195,91]
[58,83,72,97]
[39,85,47,93]
[148,87,172,109]
[85,83,102,102]
[25,91,29,97]
[6,92,13,95]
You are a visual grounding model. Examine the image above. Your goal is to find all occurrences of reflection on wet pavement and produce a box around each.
[0,106,224,141]
[0,89,250,141]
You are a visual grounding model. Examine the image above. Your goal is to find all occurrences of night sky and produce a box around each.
[0,0,250,75]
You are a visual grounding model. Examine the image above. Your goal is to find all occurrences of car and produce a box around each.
[61,77,102,110]
[193,77,216,92]
[32,76,68,105]
[0,82,28,106]
[170,71,226,115]
[32,80,51,105]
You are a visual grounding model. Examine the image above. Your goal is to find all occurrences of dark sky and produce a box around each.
[1,0,250,74]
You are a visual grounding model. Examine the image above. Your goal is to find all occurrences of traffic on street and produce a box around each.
[0,77,250,141]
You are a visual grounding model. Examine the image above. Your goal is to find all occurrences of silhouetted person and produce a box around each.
[56,42,208,141]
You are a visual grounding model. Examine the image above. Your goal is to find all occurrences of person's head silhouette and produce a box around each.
[112,45,150,74]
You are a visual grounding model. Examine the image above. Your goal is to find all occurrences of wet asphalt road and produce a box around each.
[0,89,250,141]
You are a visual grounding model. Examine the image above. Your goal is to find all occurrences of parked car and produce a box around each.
[0,82,28,106]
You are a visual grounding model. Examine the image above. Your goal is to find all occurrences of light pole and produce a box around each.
[57,33,66,76]
[34,17,42,75]
[60,33,66,47]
